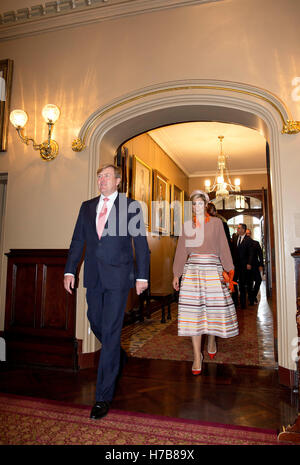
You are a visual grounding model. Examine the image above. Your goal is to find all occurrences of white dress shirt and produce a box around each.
[237,233,246,245]
[96,190,118,228]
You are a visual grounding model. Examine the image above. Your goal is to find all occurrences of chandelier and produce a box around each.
[204,136,241,199]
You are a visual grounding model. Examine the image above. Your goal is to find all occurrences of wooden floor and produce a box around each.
[0,284,298,433]
[0,359,298,432]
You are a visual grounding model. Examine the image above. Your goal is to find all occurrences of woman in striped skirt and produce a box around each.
[173,190,238,375]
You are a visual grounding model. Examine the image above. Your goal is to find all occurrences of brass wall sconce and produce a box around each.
[10,104,60,161]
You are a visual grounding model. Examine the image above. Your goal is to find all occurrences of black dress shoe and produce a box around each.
[90,401,110,420]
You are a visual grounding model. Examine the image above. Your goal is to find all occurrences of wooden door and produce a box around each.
[4,249,78,369]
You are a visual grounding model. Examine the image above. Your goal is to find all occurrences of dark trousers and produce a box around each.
[232,268,252,308]
[86,286,129,402]
[248,267,262,303]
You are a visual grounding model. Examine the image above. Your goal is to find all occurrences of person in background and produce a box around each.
[246,229,264,304]
[172,190,238,375]
[231,223,254,309]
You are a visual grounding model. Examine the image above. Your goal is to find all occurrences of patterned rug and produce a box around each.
[0,394,280,445]
[121,303,276,367]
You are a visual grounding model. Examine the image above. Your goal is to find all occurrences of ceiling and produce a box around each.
[148,122,267,177]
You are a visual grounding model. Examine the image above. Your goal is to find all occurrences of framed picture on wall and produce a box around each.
[152,169,170,234]
[0,59,14,152]
[132,155,152,229]
[115,145,130,195]
[171,184,184,236]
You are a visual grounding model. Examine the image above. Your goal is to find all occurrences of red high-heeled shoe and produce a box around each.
[192,355,203,375]
[208,342,217,360]
[208,351,217,360]
[192,367,202,375]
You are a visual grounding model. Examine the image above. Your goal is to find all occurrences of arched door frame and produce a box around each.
[75,79,294,372]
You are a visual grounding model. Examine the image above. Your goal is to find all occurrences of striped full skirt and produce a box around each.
[178,253,239,338]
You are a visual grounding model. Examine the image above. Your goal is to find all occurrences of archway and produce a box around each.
[74,79,293,374]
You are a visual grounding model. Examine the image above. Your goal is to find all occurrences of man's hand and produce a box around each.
[136,280,148,295]
[246,264,252,270]
[64,275,75,294]
[173,277,180,291]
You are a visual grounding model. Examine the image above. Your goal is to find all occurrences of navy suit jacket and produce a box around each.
[65,193,150,290]
[250,239,264,269]
[232,235,254,272]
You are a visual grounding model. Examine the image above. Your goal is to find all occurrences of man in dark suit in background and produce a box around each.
[246,229,264,304]
[64,164,150,420]
[232,223,254,309]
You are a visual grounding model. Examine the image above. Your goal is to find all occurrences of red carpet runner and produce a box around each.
[0,394,280,445]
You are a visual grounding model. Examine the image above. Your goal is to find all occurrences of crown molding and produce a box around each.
[148,132,267,178]
[189,168,268,177]
[0,0,221,41]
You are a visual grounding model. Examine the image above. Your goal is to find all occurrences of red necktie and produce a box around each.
[97,197,109,239]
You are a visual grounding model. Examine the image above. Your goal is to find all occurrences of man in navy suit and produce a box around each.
[232,223,254,309]
[64,164,150,419]
[246,229,264,304]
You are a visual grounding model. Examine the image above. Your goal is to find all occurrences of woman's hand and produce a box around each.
[173,276,180,291]
[223,269,237,293]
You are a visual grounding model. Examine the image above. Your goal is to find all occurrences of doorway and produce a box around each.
[117,123,276,369]
[0,173,7,281]
[0,173,7,361]
[77,79,290,372]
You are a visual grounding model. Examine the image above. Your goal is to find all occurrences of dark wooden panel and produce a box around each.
[4,249,78,369]
[10,263,38,329]
[5,337,78,369]
[41,263,74,336]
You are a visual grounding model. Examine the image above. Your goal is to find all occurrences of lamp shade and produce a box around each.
[10,109,28,128]
[42,104,60,123]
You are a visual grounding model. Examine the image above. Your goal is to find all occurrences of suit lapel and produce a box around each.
[238,236,246,248]
[88,196,100,237]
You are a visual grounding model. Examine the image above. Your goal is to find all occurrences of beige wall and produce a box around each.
[123,133,188,293]
[0,0,299,369]
[125,133,188,192]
